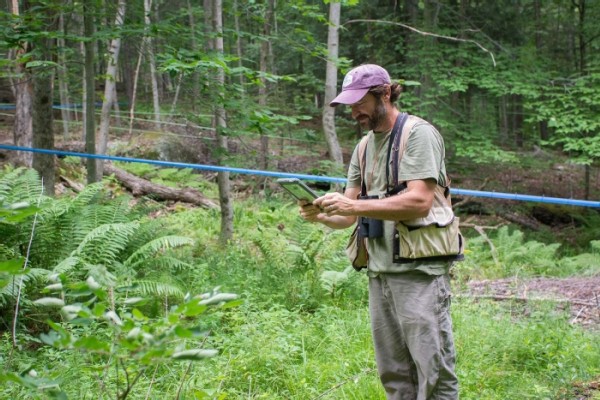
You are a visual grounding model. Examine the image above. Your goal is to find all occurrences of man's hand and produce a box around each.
[298,200,322,222]
[313,192,356,217]
[298,187,360,229]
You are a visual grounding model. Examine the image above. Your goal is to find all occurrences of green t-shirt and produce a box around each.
[347,119,451,275]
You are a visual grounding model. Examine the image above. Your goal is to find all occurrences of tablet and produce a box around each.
[276,178,318,202]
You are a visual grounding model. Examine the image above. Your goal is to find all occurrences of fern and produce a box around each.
[68,183,105,210]
[139,256,194,273]
[125,236,194,269]
[74,222,140,265]
[0,268,48,307]
[0,168,43,204]
[320,266,353,297]
[51,256,81,275]
[128,279,185,299]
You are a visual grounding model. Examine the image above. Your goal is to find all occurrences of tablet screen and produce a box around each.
[276,178,318,202]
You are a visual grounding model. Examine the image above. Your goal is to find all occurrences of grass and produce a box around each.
[1,175,599,399]
[3,296,598,399]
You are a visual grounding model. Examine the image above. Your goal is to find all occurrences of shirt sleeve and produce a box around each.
[347,142,362,189]
[397,122,446,185]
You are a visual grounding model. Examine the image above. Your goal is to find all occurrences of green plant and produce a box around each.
[459,224,600,282]
[0,272,240,399]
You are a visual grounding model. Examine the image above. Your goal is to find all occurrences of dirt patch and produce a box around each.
[462,276,600,328]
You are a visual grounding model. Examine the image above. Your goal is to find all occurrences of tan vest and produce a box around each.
[357,115,464,263]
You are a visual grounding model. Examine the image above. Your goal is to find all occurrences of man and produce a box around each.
[299,64,460,400]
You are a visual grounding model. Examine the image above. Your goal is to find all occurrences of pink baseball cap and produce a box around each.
[329,64,391,107]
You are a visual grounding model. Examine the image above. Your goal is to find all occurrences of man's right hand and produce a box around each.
[298,200,322,223]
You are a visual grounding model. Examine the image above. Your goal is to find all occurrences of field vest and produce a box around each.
[357,113,464,263]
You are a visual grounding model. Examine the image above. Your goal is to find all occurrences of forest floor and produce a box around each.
[0,123,599,332]
[461,276,600,329]
[1,122,599,397]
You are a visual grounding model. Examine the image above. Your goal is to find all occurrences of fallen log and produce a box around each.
[103,163,218,209]
[500,211,542,231]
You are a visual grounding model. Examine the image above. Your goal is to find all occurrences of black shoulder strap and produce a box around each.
[358,112,408,197]
[386,112,408,196]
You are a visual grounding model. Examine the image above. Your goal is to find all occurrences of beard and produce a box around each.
[368,96,387,131]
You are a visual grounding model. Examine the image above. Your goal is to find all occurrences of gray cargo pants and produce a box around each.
[368,272,458,400]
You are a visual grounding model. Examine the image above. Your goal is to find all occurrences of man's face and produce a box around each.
[350,92,387,131]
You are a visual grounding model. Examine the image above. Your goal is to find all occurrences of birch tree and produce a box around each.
[96,0,126,180]
[212,0,234,242]
[144,0,161,130]
[322,0,344,166]
[258,0,275,170]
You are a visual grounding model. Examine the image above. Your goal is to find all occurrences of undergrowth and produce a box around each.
[1,167,599,399]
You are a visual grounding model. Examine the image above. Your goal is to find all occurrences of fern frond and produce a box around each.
[124,236,193,268]
[0,168,44,204]
[145,256,194,273]
[69,182,105,209]
[127,279,185,299]
[0,267,49,307]
[51,256,81,275]
[320,266,353,295]
[74,222,140,264]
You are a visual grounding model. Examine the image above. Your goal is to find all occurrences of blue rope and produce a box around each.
[1,144,599,208]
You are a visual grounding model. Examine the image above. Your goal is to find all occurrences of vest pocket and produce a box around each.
[394,217,463,262]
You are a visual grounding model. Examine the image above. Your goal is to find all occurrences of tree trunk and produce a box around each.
[96,0,126,181]
[9,0,33,167]
[103,164,218,208]
[32,64,55,196]
[83,0,97,183]
[31,1,56,195]
[187,0,201,112]
[258,0,274,170]
[322,1,344,167]
[57,8,71,139]
[144,0,161,131]
[213,0,234,243]
[128,43,144,139]
[420,0,439,119]
[512,94,524,148]
[233,0,245,89]
[498,95,508,144]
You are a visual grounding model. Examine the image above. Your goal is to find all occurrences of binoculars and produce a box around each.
[357,195,384,239]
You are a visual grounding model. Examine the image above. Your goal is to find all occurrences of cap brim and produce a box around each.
[329,88,369,107]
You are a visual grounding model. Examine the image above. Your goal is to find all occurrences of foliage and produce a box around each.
[454,299,600,400]
[0,168,203,332]
[0,272,239,399]
[1,169,599,398]
[532,67,600,165]
[455,225,600,281]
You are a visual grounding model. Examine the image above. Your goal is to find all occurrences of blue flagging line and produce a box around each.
[1,144,599,208]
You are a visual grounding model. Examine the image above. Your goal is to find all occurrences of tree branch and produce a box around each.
[343,19,496,67]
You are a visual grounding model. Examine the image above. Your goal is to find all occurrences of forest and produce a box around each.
[1,0,599,399]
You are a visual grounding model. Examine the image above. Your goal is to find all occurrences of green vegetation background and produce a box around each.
[1,166,599,399]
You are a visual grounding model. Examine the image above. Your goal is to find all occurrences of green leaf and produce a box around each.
[198,293,238,305]
[0,258,24,274]
[179,302,208,317]
[172,349,218,360]
[174,325,193,338]
[132,308,147,320]
[34,297,65,307]
[74,336,111,352]
[123,296,147,305]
